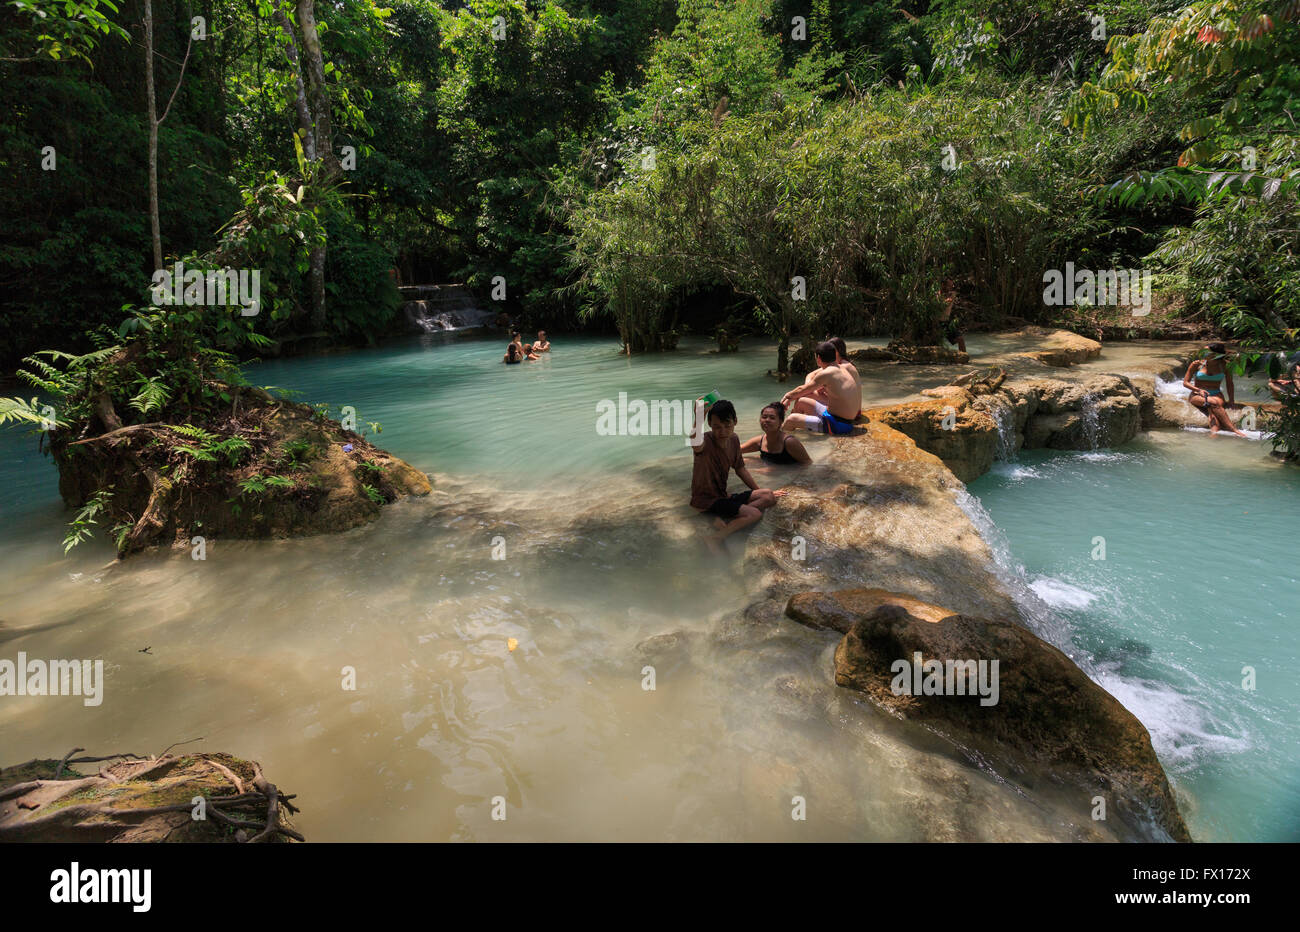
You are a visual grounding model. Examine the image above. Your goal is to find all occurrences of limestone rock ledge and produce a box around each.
[867,374,1144,483]
[785,589,1192,843]
[738,414,1194,841]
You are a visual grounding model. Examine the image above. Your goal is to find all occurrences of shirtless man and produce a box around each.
[534,330,550,353]
[828,337,860,384]
[795,336,861,419]
[781,341,862,434]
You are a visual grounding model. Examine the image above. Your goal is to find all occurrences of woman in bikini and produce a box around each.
[740,402,812,465]
[1182,342,1248,437]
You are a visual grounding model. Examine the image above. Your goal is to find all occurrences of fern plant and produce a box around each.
[64,489,114,553]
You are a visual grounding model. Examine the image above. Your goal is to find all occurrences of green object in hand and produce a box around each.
[699,390,720,406]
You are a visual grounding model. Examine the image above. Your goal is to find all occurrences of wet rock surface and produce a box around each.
[784,589,1192,842]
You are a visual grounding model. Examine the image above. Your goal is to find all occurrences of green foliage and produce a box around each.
[130,377,172,416]
[567,74,1121,367]
[4,0,130,64]
[236,473,296,497]
[1068,1,1300,200]
[0,395,63,430]
[63,487,112,553]
[278,438,316,470]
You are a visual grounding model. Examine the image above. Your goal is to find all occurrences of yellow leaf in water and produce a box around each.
[507,638,518,652]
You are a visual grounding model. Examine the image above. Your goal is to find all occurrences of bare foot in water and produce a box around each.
[703,534,725,555]
[712,517,727,533]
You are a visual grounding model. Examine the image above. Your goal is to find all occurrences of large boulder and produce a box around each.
[785,589,1192,843]
[866,373,1145,480]
[1124,376,1158,428]
[848,345,970,365]
[1023,394,1141,450]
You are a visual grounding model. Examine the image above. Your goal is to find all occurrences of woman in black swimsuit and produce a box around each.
[740,402,811,465]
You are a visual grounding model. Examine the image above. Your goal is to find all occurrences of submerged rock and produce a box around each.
[1005,326,1102,366]
[784,589,1192,843]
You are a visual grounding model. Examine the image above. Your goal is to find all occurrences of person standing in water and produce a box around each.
[1183,342,1248,437]
[511,332,540,361]
[781,342,862,434]
[939,279,967,353]
[534,330,550,352]
[740,402,811,465]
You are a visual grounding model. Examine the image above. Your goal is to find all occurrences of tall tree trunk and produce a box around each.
[295,0,338,178]
[293,0,337,330]
[274,9,315,159]
[144,0,162,272]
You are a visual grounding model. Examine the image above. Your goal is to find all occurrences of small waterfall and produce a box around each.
[400,285,499,333]
[991,401,1017,462]
[1079,392,1102,450]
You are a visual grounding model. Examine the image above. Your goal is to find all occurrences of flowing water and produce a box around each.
[1,333,1294,840]
[970,434,1300,842]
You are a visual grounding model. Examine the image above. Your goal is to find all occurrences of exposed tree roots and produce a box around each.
[0,749,303,843]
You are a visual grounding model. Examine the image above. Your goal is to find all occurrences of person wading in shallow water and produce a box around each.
[533,330,550,352]
[1183,341,1248,437]
[510,332,539,361]
[939,279,966,353]
[688,399,785,552]
[740,402,811,465]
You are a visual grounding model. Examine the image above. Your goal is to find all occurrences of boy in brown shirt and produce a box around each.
[689,399,783,547]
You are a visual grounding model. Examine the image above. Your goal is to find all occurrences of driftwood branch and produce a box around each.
[67,423,169,446]
[1,751,304,843]
[54,747,85,780]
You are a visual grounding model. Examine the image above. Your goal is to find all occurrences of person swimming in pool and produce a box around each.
[781,342,862,435]
[740,402,811,465]
[1183,342,1248,437]
[503,342,523,364]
